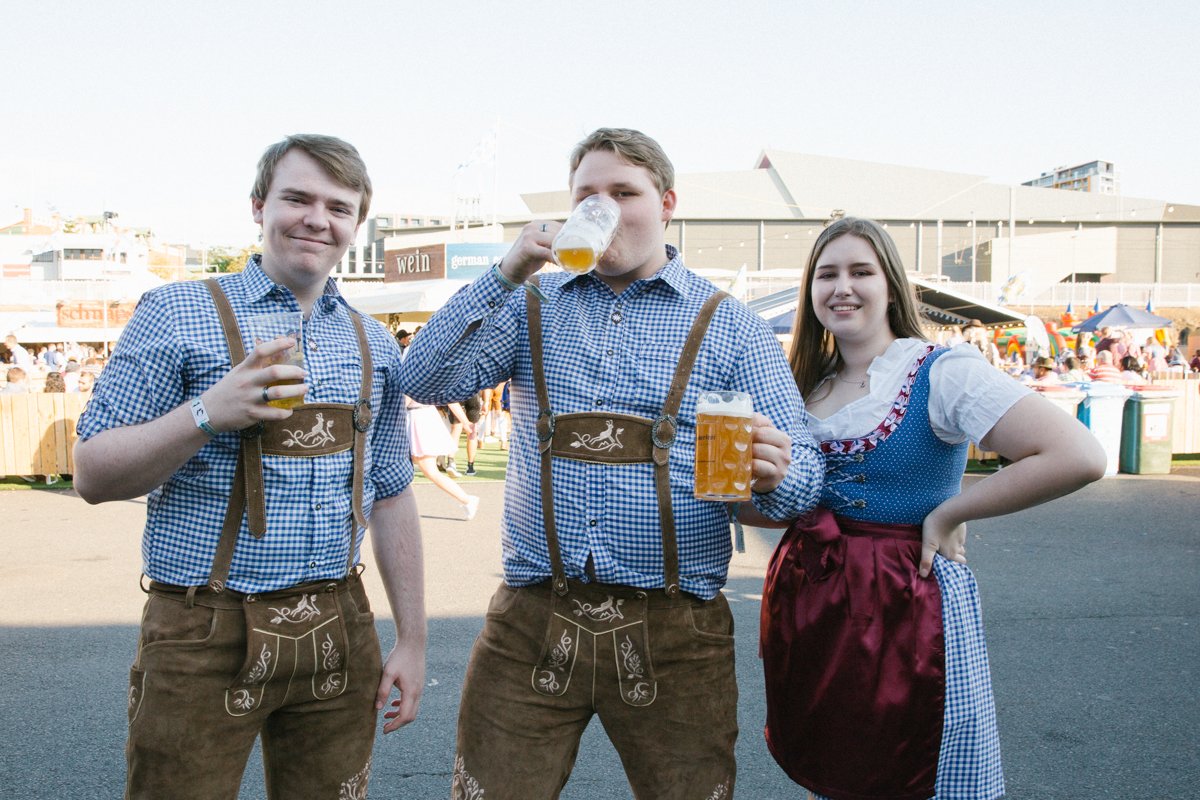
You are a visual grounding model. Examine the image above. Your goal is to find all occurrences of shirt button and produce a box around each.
[314,502,323,510]
[606,349,615,356]
[611,311,623,324]
[486,300,496,308]
[589,519,598,527]
[309,561,318,569]
[595,398,604,406]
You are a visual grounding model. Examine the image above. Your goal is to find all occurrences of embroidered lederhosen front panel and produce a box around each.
[225,587,350,716]
[531,587,657,707]
[549,413,654,464]
[259,404,355,457]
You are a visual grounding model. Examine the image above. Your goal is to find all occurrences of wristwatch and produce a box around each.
[190,396,218,437]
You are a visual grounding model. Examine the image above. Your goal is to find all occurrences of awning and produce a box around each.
[751,277,1024,332]
[908,277,1026,327]
[343,279,471,318]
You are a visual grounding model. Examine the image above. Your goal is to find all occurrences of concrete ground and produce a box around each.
[0,470,1196,798]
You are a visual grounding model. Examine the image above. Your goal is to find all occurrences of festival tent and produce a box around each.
[1072,304,1172,333]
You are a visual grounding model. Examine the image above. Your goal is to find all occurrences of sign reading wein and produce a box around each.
[56,301,137,328]
[385,247,443,282]
[384,243,512,283]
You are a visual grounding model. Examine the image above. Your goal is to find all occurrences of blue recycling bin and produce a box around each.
[1071,382,1132,477]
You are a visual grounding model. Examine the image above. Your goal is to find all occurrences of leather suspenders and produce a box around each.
[526,279,730,597]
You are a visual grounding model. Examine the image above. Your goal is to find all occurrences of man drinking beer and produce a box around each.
[73,134,425,799]
[401,127,823,798]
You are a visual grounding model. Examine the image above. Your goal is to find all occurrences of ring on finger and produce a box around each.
[261,387,271,404]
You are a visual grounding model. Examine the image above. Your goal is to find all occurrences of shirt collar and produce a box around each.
[239,253,347,312]
[561,244,689,297]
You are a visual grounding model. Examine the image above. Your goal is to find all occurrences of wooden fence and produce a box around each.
[0,394,89,476]
[1,382,1198,478]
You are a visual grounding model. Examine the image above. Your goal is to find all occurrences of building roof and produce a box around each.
[521,149,1200,224]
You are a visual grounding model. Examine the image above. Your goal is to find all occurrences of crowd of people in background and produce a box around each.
[934,321,1198,387]
[1,333,107,395]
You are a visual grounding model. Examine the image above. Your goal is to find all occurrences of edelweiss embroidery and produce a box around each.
[269,594,321,624]
[568,419,625,453]
[547,629,574,669]
[452,755,485,800]
[706,779,732,800]
[338,757,371,800]
[572,595,625,623]
[246,642,273,683]
[282,413,337,449]
[620,634,652,703]
[230,688,256,711]
[321,632,342,671]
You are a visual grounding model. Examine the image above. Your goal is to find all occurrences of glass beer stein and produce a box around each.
[245,312,305,410]
[693,391,754,502]
[552,194,620,275]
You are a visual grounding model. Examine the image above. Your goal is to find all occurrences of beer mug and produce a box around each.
[552,194,620,275]
[694,391,754,502]
[245,312,305,410]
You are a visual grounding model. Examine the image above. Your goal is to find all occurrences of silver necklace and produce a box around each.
[834,371,868,388]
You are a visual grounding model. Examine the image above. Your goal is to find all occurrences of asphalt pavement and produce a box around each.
[0,471,1196,798]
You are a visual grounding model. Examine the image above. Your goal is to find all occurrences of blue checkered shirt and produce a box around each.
[400,246,823,599]
[77,256,413,593]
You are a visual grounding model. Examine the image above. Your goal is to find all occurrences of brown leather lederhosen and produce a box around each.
[125,281,384,799]
[194,278,374,601]
[524,280,730,705]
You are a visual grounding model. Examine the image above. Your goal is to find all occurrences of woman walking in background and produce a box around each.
[759,218,1105,800]
[407,396,479,520]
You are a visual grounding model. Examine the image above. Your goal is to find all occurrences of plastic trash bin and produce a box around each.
[1119,386,1181,474]
[1033,384,1084,419]
[1071,382,1132,477]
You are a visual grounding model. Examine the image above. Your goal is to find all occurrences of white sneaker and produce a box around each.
[446,464,462,479]
[461,495,480,521]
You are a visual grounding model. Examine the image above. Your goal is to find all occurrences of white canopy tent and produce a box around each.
[342,278,472,321]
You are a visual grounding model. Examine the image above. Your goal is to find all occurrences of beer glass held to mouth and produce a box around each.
[245,311,306,410]
[694,391,755,502]
[552,194,620,275]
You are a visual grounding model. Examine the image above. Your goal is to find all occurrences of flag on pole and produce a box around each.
[1092,297,1101,314]
[454,128,497,175]
[1146,294,1155,313]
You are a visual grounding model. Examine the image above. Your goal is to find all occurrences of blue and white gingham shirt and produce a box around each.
[400,246,822,599]
[78,256,413,593]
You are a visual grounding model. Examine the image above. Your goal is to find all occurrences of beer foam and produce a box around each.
[696,391,753,418]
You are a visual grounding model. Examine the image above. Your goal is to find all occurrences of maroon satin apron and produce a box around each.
[760,507,945,800]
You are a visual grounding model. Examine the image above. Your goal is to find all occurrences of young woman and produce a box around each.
[759,218,1106,800]
[407,395,480,520]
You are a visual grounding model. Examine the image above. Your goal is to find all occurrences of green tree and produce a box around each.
[205,246,259,273]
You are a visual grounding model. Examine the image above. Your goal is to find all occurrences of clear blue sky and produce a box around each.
[3,0,1196,247]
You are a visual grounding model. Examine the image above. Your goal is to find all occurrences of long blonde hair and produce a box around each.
[787,218,926,398]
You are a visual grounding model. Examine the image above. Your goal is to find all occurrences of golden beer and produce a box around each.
[246,312,306,410]
[551,194,619,276]
[694,392,754,502]
[554,246,599,275]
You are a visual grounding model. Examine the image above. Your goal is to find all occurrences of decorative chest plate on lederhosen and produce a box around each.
[524,277,730,706]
